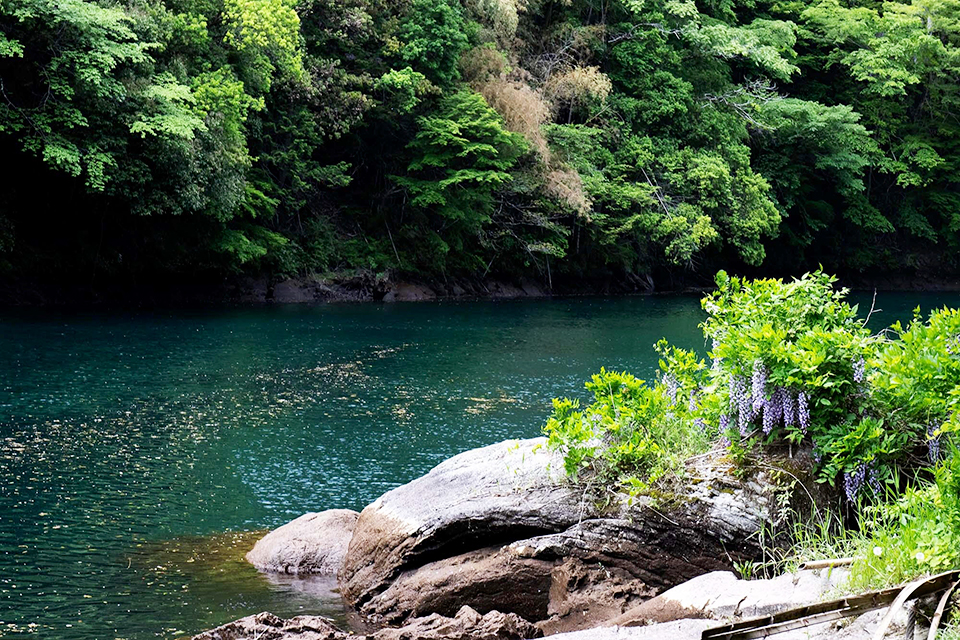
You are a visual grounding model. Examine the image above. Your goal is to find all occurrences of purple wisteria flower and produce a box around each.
[739,396,753,437]
[711,339,723,370]
[928,423,942,464]
[729,375,754,436]
[844,464,867,502]
[761,403,776,434]
[866,464,882,496]
[694,417,707,432]
[853,357,866,384]
[729,375,745,414]
[762,387,786,435]
[783,390,796,428]
[688,390,698,413]
[947,334,960,356]
[751,359,767,413]
[719,413,731,434]
[797,391,810,434]
[664,374,679,405]
[844,461,881,502]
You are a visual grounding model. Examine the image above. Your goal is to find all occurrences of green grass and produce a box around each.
[938,620,960,640]
[771,452,960,594]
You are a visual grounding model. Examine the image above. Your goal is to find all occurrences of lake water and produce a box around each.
[2,292,958,639]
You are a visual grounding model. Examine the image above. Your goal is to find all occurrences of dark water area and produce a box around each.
[1,292,959,639]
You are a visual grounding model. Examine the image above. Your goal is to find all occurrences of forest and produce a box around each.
[1,0,959,290]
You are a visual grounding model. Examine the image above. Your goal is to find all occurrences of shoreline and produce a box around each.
[4,269,960,308]
[188,437,877,640]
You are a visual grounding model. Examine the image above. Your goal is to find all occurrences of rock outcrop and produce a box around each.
[610,568,849,627]
[192,569,902,640]
[339,438,787,632]
[246,510,359,575]
[193,437,901,640]
[542,569,900,640]
[382,283,436,302]
[338,438,594,617]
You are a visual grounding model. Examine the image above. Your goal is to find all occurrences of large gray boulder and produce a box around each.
[246,509,359,575]
[339,438,792,631]
[339,438,595,615]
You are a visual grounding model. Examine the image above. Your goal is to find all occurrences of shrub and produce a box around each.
[475,78,552,158]
[545,270,959,505]
[695,270,884,496]
[783,450,960,591]
[544,66,612,121]
[543,367,710,493]
[871,306,960,462]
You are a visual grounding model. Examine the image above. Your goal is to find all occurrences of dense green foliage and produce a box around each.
[782,448,960,591]
[3,0,960,284]
[543,366,711,492]
[545,272,959,502]
[546,272,960,594]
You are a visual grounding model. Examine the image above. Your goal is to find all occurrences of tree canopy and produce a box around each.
[2,0,960,287]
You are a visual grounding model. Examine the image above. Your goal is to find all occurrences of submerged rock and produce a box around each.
[246,510,359,575]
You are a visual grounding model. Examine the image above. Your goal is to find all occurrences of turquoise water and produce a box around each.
[1,293,958,639]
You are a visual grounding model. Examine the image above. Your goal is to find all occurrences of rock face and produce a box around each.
[246,510,359,575]
[338,438,592,617]
[363,545,556,623]
[272,279,320,303]
[339,437,785,631]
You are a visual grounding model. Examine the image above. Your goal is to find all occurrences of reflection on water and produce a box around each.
[1,293,959,639]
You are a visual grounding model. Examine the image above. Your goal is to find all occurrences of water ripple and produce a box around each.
[0,296,805,638]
